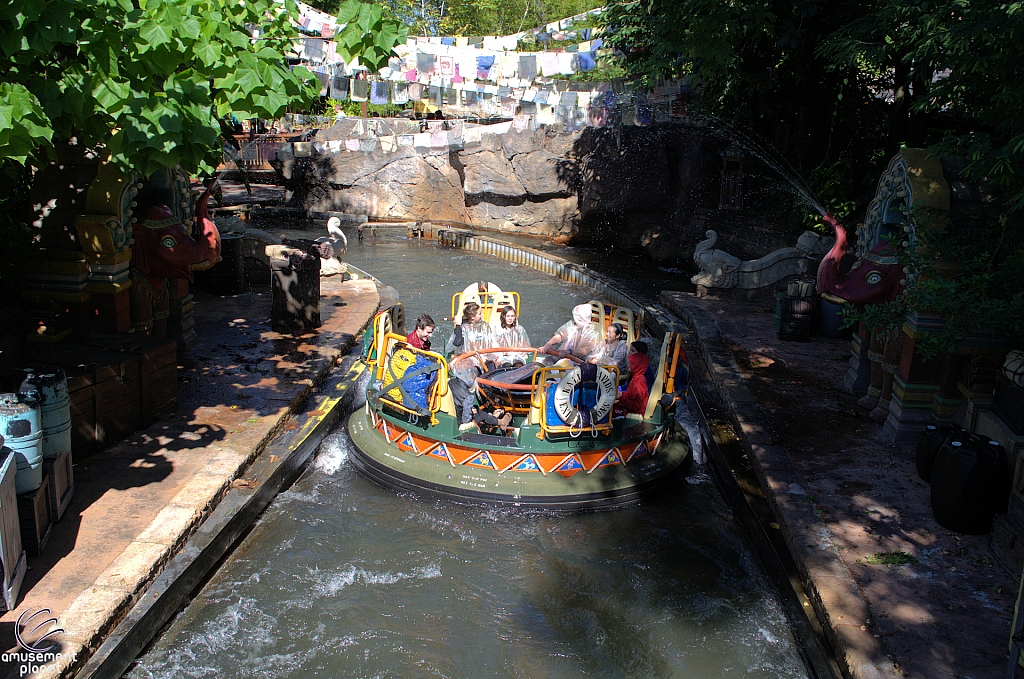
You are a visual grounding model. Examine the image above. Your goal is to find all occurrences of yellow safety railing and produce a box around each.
[374,332,450,425]
[530,364,618,438]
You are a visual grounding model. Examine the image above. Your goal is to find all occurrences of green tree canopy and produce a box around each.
[0,0,321,177]
[602,0,1024,350]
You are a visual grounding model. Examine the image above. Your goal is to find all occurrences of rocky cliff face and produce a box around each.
[272,120,798,263]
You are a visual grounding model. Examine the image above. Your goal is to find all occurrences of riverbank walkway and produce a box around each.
[1,274,379,679]
[663,291,1017,679]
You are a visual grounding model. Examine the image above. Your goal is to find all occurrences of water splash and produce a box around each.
[681,112,827,216]
[314,433,350,475]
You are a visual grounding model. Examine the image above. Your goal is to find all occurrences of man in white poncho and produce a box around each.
[539,303,599,360]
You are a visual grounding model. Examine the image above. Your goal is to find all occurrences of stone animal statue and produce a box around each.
[691,230,741,288]
[131,187,222,337]
[816,213,906,421]
[315,216,349,277]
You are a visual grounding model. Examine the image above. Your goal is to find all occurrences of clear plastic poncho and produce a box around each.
[493,323,532,366]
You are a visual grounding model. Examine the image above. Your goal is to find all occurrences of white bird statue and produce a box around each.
[314,216,348,277]
[326,216,348,257]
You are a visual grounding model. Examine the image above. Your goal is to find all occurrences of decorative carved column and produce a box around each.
[883,313,945,443]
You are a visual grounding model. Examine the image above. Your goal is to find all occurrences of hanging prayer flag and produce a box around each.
[331,75,348,100]
[350,79,368,101]
[519,55,538,81]
[370,81,389,105]
[438,55,455,77]
[500,96,516,118]
[477,54,493,78]
[416,53,435,74]
[392,82,410,104]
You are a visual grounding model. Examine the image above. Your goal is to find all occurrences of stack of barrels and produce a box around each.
[916,423,1012,534]
[0,366,72,495]
[778,281,815,342]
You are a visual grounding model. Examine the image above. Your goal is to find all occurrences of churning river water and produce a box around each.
[127,229,810,679]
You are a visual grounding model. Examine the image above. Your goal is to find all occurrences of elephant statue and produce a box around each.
[131,186,221,337]
[816,213,907,421]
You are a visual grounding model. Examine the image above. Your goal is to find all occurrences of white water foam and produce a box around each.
[311,563,442,597]
[677,405,705,465]
[315,433,349,475]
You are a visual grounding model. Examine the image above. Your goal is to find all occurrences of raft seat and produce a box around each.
[609,307,639,344]
[487,292,521,331]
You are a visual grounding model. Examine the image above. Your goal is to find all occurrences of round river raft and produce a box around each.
[347,290,693,509]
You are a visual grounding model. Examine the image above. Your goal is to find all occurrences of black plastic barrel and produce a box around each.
[915,424,962,482]
[970,435,1011,515]
[200,233,245,295]
[930,436,1009,534]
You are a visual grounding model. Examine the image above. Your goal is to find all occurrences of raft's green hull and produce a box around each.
[347,408,693,509]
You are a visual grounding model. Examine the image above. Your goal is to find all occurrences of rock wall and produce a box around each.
[273,120,801,262]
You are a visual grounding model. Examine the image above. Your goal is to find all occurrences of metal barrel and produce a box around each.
[20,365,72,459]
[0,393,43,493]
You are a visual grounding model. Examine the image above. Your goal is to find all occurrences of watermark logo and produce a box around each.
[15,608,63,653]
[2,608,77,677]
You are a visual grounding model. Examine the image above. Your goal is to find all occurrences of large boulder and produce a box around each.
[511,151,570,196]
[466,196,578,236]
[306,153,469,223]
[462,148,526,197]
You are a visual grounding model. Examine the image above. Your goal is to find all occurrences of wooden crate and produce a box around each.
[18,473,51,557]
[43,343,144,454]
[44,450,74,522]
[92,290,131,334]
[86,334,178,426]
[0,452,26,611]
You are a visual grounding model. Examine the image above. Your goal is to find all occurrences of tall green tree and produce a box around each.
[820,0,1024,354]
[0,0,321,178]
[602,0,1024,350]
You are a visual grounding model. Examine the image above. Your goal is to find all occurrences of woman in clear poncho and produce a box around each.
[539,303,599,360]
[446,302,496,378]
[588,322,630,380]
[446,302,496,423]
[493,305,532,367]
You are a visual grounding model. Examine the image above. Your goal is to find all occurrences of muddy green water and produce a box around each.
[128,229,809,679]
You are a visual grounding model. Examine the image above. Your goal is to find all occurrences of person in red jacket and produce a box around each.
[615,341,651,416]
[406,314,435,351]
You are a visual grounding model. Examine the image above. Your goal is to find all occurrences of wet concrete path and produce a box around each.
[662,291,1017,679]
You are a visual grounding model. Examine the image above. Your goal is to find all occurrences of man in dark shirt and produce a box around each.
[406,314,435,351]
